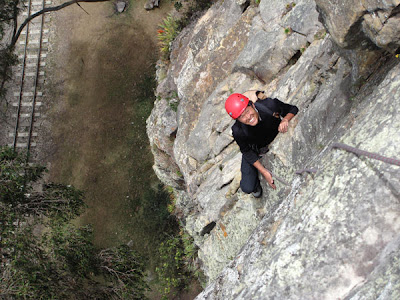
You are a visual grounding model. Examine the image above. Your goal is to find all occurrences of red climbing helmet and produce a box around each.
[225,93,249,119]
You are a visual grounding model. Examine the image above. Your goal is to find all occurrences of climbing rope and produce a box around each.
[269,171,290,186]
[295,168,318,175]
[271,142,399,188]
[331,142,400,167]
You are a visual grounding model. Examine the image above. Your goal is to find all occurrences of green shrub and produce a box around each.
[174,1,183,11]
[284,27,292,35]
[155,231,198,299]
[157,15,180,61]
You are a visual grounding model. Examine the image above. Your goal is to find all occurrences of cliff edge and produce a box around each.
[147,0,400,298]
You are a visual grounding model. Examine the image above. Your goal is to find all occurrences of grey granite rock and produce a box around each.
[146,0,400,297]
[144,0,159,10]
[115,1,126,13]
[195,62,400,299]
[315,0,400,53]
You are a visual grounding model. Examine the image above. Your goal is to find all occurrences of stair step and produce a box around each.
[9,132,38,137]
[21,11,50,16]
[14,91,43,97]
[12,113,41,118]
[12,102,42,107]
[18,54,47,59]
[19,38,49,45]
[8,142,37,148]
[15,71,45,77]
[26,62,46,67]
[21,29,49,35]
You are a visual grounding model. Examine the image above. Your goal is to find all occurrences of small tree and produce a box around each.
[98,245,150,299]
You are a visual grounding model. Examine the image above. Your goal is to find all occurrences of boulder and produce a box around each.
[233,0,324,83]
[115,1,126,13]
[144,0,159,11]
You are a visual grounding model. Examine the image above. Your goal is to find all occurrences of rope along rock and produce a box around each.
[295,168,318,176]
[270,143,399,188]
[331,142,400,167]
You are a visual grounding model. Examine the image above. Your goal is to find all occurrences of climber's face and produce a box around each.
[237,103,259,126]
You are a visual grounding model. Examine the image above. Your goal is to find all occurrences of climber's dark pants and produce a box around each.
[240,157,260,194]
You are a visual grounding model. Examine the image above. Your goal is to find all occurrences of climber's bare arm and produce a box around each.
[253,160,276,189]
[278,113,295,133]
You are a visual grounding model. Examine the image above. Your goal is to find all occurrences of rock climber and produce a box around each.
[225,90,298,197]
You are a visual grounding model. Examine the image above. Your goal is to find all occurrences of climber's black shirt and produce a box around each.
[232,98,298,165]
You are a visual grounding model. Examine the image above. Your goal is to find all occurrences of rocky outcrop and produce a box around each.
[144,0,159,11]
[147,0,400,298]
[316,0,400,53]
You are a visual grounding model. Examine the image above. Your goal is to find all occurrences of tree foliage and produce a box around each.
[155,230,202,299]
[0,146,149,299]
[0,0,20,40]
[1,0,23,97]
[98,245,149,299]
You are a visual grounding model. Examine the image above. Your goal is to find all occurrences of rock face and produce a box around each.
[146,0,400,298]
[316,0,400,53]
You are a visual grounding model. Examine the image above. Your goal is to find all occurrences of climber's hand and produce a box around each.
[278,119,289,133]
[262,170,276,189]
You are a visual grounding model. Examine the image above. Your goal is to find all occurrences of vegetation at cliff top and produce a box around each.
[157,0,213,61]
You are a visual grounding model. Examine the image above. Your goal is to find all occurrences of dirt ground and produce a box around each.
[45,0,171,246]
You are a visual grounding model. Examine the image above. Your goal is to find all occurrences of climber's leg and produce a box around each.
[240,158,260,194]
